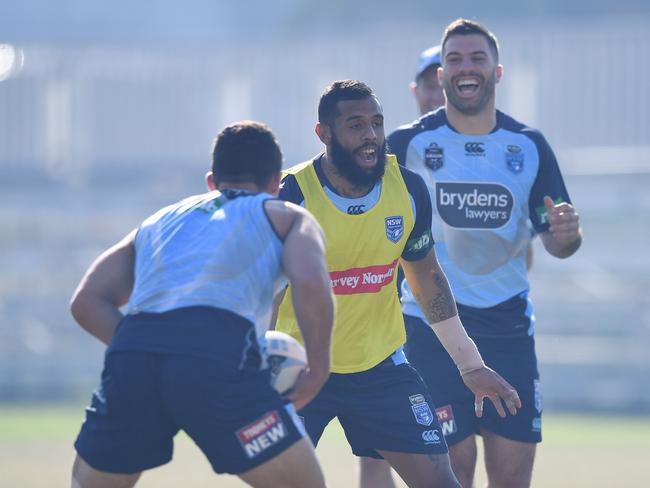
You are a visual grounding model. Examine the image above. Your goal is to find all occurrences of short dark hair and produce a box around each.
[318,80,375,127]
[211,120,282,187]
[441,18,499,63]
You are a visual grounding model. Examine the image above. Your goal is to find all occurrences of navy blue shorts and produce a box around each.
[298,350,449,459]
[403,314,542,445]
[75,308,306,475]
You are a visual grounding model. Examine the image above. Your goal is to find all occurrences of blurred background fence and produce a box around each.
[1,10,649,413]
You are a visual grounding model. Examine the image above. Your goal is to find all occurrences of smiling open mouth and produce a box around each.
[457,78,480,94]
[358,146,377,164]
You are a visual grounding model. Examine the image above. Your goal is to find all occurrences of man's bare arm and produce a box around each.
[265,200,334,410]
[70,230,136,346]
[399,247,457,325]
[400,247,520,417]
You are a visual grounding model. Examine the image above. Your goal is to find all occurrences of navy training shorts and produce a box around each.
[403,314,542,446]
[75,308,306,475]
[298,349,449,459]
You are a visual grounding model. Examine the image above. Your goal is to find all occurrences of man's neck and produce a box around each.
[216,182,260,194]
[445,102,497,135]
[320,153,375,198]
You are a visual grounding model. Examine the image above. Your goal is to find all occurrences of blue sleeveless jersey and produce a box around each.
[127,190,284,339]
[388,109,572,336]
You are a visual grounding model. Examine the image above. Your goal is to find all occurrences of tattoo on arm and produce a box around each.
[421,270,458,324]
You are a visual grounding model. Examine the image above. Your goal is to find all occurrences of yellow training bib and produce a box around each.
[277,155,414,373]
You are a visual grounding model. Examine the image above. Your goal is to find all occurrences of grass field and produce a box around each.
[1,404,649,487]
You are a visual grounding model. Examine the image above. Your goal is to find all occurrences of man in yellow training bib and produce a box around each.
[276,80,521,487]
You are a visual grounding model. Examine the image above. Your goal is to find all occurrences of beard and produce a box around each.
[443,69,496,116]
[329,133,387,188]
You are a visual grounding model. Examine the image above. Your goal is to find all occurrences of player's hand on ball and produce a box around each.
[286,368,329,411]
[461,366,521,418]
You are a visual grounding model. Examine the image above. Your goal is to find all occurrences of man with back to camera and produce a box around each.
[275,79,522,488]
[68,121,335,488]
[387,19,583,487]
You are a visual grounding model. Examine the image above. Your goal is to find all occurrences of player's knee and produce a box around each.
[449,457,476,488]
[416,458,462,488]
[359,457,395,488]
[284,472,326,488]
[486,465,533,488]
[426,473,462,488]
[71,455,91,488]
[359,456,392,473]
[448,439,477,488]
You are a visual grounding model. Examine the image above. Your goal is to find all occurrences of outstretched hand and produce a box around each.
[461,366,521,418]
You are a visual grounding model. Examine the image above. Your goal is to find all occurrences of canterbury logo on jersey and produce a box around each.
[330,259,398,295]
[347,204,366,215]
[464,142,485,155]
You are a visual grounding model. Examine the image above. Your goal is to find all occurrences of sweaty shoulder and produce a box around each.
[264,199,302,242]
[388,108,447,166]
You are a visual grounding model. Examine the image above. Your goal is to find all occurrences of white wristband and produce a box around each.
[429,315,485,375]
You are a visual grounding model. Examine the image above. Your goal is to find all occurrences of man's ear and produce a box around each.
[205,171,216,191]
[266,172,282,196]
[496,64,503,83]
[315,122,331,145]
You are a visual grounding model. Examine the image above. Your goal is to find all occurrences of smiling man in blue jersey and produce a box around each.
[275,80,522,488]
[387,19,583,488]
[68,121,335,488]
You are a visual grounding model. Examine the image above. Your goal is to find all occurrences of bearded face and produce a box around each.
[442,65,497,116]
[329,131,387,187]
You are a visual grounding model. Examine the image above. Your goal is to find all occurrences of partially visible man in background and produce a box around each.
[386,19,582,488]
[69,121,335,488]
[411,44,445,116]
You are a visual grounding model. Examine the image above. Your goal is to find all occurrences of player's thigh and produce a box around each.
[404,314,476,446]
[377,450,460,488]
[74,352,179,475]
[71,454,141,488]
[339,359,449,458]
[238,437,326,488]
[158,354,306,476]
[358,456,397,488]
[481,429,536,488]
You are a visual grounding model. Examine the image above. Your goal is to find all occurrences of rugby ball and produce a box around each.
[264,330,307,394]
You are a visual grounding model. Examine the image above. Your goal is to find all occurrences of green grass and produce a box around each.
[1,404,649,487]
[0,405,85,441]
[543,414,650,444]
